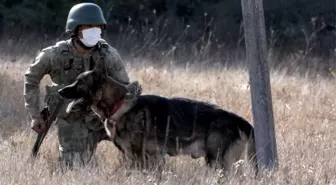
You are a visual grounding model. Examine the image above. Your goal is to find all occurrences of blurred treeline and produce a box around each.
[0,0,335,58]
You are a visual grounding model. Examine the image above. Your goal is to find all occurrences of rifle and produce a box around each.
[30,98,65,159]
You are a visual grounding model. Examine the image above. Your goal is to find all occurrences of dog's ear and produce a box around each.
[93,57,107,75]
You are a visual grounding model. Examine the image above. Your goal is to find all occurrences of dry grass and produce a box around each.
[0,54,335,185]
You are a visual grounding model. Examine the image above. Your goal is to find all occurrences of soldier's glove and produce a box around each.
[126,81,142,99]
[31,116,46,133]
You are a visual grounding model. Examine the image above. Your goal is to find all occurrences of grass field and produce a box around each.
[0,52,335,185]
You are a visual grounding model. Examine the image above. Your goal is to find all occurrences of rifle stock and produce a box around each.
[30,98,65,159]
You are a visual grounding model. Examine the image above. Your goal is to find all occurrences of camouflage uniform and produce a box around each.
[24,38,130,168]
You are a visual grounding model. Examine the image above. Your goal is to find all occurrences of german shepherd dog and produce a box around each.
[58,58,258,173]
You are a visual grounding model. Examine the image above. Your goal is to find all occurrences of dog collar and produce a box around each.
[105,99,124,120]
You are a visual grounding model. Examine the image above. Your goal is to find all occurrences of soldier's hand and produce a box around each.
[31,117,46,133]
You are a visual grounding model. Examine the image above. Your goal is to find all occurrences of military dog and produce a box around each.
[58,58,258,173]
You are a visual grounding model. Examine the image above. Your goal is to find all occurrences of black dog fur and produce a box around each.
[58,57,258,173]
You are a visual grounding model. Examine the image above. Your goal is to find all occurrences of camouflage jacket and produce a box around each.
[24,38,130,119]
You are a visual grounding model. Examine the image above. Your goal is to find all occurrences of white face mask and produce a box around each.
[79,27,102,47]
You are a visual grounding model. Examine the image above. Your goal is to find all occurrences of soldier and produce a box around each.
[24,3,139,170]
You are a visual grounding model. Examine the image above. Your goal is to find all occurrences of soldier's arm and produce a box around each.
[24,49,52,119]
[104,45,130,85]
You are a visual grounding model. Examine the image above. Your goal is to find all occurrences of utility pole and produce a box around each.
[241,0,278,170]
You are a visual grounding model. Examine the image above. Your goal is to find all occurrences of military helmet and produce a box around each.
[65,3,107,33]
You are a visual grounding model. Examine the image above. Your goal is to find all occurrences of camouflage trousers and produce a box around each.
[56,111,108,171]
